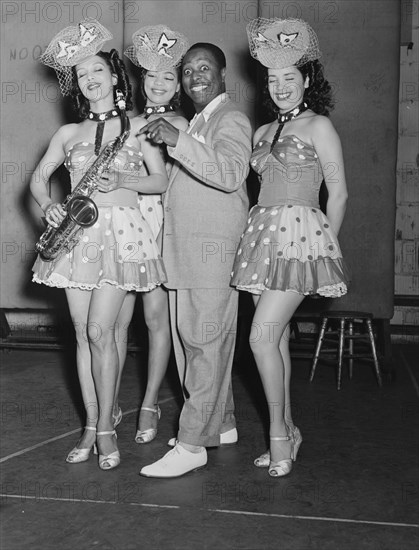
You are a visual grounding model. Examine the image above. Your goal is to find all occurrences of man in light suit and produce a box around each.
[139,43,252,477]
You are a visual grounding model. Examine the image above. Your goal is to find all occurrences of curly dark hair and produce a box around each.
[69,49,133,119]
[262,60,334,118]
[138,66,182,112]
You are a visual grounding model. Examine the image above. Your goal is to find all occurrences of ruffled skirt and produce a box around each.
[230,204,349,297]
[33,205,167,292]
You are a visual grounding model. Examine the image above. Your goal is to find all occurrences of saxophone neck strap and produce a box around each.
[88,108,121,155]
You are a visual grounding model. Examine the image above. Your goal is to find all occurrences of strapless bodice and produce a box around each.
[65,141,143,173]
[250,135,323,208]
[64,141,144,208]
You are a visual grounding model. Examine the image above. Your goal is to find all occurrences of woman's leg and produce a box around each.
[137,285,171,432]
[280,323,295,428]
[113,292,136,417]
[253,296,296,432]
[65,288,96,450]
[87,285,127,457]
[250,290,304,463]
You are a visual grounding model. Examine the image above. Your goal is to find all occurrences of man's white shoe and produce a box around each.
[167,427,238,448]
[220,427,238,445]
[140,444,207,478]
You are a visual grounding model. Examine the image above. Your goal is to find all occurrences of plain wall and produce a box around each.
[0,0,400,318]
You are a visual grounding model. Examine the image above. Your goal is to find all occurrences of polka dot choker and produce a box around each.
[143,104,174,119]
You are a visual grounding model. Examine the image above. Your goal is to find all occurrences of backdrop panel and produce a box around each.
[0,0,399,321]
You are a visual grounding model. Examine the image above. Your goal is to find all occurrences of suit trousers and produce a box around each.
[168,288,238,447]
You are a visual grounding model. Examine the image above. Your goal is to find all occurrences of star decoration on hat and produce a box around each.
[57,40,78,60]
[278,32,299,46]
[255,32,269,43]
[56,23,97,61]
[79,24,97,46]
[138,33,154,51]
[156,33,177,57]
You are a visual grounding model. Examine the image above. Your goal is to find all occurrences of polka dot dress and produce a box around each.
[138,194,163,240]
[33,142,167,292]
[230,136,349,297]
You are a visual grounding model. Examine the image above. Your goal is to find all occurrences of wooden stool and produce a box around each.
[309,311,383,390]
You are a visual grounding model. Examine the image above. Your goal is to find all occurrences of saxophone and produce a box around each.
[36,91,131,261]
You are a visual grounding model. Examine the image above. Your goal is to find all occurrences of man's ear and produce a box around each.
[221,67,226,82]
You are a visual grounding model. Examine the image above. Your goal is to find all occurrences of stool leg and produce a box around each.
[348,320,354,380]
[291,320,301,343]
[366,319,382,387]
[337,318,345,390]
[310,317,328,382]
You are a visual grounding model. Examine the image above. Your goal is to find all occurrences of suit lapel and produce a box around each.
[189,113,206,137]
[166,98,231,191]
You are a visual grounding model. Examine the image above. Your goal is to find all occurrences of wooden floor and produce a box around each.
[1,341,418,549]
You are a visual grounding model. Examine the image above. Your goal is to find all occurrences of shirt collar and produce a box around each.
[197,93,228,122]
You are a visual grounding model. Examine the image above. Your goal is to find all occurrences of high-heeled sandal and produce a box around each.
[254,450,270,468]
[113,406,123,428]
[288,425,303,460]
[254,425,303,467]
[268,435,294,478]
[97,430,120,470]
[66,426,97,464]
[134,405,161,444]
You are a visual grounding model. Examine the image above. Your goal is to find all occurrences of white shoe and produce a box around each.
[254,425,302,467]
[167,427,238,448]
[66,426,97,464]
[220,427,238,445]
[135,405,161,444]
[140,444,207,478]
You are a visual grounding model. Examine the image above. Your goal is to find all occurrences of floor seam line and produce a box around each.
[0,395,180,464]
[0,494,417,529]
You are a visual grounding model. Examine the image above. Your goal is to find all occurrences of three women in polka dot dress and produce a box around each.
[231,18,349,477]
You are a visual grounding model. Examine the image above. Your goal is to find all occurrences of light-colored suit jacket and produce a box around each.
[162,97,252,289]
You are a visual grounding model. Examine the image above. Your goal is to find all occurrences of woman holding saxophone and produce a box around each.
[30,19,168,470]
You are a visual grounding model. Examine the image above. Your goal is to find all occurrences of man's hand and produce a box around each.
[137,117,180,148]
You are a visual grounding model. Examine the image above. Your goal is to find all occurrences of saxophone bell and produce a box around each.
[67,196,99,227]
